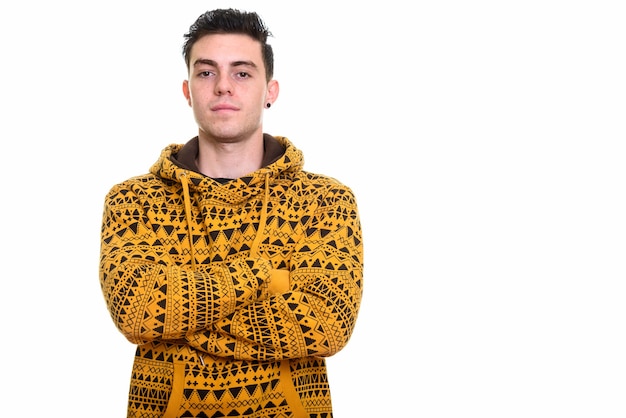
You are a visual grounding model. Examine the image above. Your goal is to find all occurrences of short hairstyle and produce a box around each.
[182,8,274,81]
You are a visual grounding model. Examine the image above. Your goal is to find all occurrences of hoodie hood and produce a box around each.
[147,134,305,269]
[149,134,304,198]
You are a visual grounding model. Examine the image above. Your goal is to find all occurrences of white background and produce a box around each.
[1,1,625,416]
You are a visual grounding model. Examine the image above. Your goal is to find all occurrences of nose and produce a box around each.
[214,74,233,95]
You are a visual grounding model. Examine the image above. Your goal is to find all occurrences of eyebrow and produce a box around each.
[193,59,258,69]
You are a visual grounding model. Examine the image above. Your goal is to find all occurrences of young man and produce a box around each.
[99,9,364,417]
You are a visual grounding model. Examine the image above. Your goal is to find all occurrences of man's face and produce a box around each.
[183,33,277,143]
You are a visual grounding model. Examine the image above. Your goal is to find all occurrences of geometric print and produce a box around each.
[100,136,363,417]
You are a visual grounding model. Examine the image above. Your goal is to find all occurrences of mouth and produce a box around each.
[211,103,239,112]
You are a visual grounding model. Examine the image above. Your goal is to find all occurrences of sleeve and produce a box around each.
[99,183,271,345]
[185,185,364,360]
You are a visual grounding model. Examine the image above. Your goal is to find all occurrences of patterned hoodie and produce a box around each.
[100,135,364,417]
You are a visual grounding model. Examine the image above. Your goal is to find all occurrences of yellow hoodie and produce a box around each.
[100,135,364,417]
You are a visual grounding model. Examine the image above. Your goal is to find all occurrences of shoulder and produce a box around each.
[104,173,172,206]
[290,171,358,204]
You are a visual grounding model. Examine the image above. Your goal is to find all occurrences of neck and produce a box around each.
[195,134,264,179]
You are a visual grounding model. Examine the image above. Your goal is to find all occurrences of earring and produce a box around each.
[266,103,271,108]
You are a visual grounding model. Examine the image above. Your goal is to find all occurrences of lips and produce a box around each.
[211,103,239,111]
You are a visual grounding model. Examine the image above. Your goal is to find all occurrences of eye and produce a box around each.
[236,72,250,79]
[198,70,214,78]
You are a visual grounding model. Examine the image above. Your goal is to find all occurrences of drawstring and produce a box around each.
[179,172,197,270]
[182,171,203,367]
[250,173,270,257]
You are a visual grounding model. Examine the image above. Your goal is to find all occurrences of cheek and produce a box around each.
[188,89,205,109]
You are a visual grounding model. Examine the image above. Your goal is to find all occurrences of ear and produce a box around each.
[182,80,192,107]
[265,79,279,106]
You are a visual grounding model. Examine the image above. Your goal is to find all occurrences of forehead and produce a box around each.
[190,33,263,64]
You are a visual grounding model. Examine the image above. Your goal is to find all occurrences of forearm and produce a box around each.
[100,253,271,344]
[186,244,364,360]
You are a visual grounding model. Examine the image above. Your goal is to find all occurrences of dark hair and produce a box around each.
[183,8,274,81]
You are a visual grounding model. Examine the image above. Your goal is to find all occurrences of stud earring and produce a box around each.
[266,103,271,108]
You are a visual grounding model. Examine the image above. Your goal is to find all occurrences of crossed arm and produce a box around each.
[100,183,363,360]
